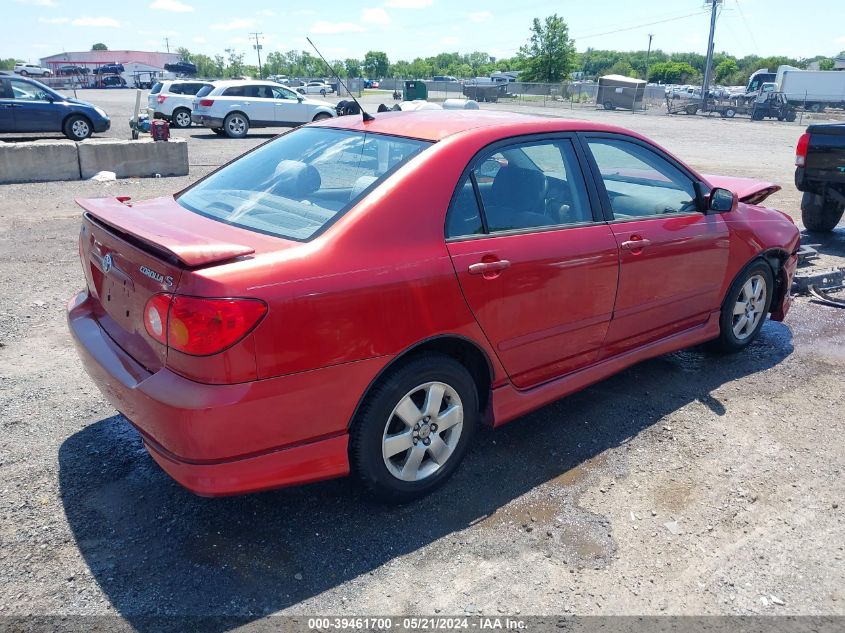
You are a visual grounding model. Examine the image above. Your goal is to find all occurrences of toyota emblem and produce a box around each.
[102,253,113,273]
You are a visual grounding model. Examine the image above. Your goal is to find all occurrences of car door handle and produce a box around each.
[468,260,511,275]
[621,238,652,250]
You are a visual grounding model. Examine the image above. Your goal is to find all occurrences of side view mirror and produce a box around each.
[708,187,737,213]
[297,95,304,102]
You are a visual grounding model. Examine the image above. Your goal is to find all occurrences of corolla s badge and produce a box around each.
[101,253,113,273]
[139,265,174,287]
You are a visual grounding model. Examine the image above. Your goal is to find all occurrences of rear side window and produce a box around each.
[446,138,592,238]
[223,86,245,96]
[168,83,184,94]
[150,82,163,94]
[177,127,432,241]
[195,84,214,98]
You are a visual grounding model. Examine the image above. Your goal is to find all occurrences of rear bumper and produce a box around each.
[191,114,224,127]
[66,290,376,496]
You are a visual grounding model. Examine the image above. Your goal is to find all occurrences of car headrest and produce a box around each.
[271,160,321,197]
[351,175,378,199]
[490,166,547,211]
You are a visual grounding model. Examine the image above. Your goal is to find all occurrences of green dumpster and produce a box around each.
[403,80,428,101]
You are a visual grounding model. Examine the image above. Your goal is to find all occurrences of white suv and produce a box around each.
[191,80,336,138]
[148,80,213,128]
[14,63,51,77]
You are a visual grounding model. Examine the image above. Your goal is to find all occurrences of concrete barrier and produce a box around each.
[77,137,188,179]
[0,140,80,183]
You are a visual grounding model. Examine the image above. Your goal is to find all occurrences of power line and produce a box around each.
[734,0,760,55]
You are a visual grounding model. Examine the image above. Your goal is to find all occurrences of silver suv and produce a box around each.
[191,80,336,138]
[14,63,51,77]
[148,80,213,128]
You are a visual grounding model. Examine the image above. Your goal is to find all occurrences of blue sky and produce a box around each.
[5,0,845,64]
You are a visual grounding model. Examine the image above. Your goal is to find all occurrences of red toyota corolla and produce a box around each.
[67,110,799,502]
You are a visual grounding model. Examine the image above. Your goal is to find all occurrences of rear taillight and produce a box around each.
[157,95,167,104]
[143,294,267,356]
[795,132,810,167]
[199,99,214,107]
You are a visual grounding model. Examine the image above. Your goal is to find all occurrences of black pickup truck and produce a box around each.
[796,123,845,232]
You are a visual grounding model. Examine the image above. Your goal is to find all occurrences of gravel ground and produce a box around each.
[0,90,843,625]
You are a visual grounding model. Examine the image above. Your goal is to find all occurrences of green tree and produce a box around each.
[344,58,361,78]
[363,51,389,78]
[714,58,739,83]
[648,61,698,84]
[608,60,634,77]
[0,58,17,70]
[225,48,245,77]
[175,46,192,62]
[192,53,216,77]
[213,54,225,77]
[517,14,576,82]
[819,58,835,70]
[91,43,108,51]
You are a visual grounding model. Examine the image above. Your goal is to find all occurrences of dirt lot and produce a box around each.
[0,89,843,624]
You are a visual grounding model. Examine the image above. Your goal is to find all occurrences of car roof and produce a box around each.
[311,109,643,143]
[209,79,285,87]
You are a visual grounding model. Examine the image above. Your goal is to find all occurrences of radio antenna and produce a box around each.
[306,37,374,122]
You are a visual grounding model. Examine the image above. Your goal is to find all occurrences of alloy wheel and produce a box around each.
[71,119,90,139]
[382,381,463,482]
[732,274,767,340]
[174,111,191,127]
[226,116,246,135]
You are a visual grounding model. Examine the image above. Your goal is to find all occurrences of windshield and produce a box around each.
[177,127,432,241]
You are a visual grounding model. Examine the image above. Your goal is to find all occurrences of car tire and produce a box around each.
[320,89,326,96]
[710,260,774,354]
[312,112,332,122]
[350,353,479,503]
[724,108,736,118]
[786,110,797,122]
[801,192,844,232]
[19,70,28,76]
[211,127,226,135]
[63,115,93,141]
[171,108,191,129]
[603,101,615,111]
[222,112,249,138]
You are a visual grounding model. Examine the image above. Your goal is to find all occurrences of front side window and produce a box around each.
[177,127,431,241]
[10,79,53,101]
[586,138,698,219]
[446,138,592,238]
[273,87,298,100]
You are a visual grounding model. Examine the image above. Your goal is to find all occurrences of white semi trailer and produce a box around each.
[775,65,845,112]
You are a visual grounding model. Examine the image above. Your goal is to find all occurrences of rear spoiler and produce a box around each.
[76,196,255,267]
[702,174,781,206]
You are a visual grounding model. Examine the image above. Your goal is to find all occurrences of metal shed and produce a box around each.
[596,75,646,111]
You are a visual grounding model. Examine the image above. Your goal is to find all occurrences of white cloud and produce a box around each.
[71,16,121,27]
[260,9,275,16]
[209,18,255,31]
[149,0,194,12]
[468,10,492,23]
[192,36,207,43]
[311,21,365,34]
[384,0,432,8]
[14,0,57,6]
[37,16,68,23]
[361,7,390,25]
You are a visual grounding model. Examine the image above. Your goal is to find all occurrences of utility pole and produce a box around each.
[700,0,720,113]
[164,37,170,53]
[250,32,264,78]
[645,33,654,82]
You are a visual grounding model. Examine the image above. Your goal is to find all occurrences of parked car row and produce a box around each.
[147,78,337,136]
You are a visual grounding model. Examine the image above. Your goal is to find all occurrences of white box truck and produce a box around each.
[775,65,845,112]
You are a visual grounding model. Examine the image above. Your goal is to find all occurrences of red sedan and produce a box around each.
[68,111,799,502]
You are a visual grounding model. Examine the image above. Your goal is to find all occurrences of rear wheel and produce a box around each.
[19,70,28,76]
[785,110,797,122]
[171,107,191,128]
[724,107,736,118]
[685,104,698,115]
[223,112,249,138]
[350,354,478,503]
[603,100,615,110]
[801,192,845,232]
[63,115,92,140]
[711,261,773,353]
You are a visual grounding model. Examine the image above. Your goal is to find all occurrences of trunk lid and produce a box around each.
[76,195,284,372]
[702,174,782,206]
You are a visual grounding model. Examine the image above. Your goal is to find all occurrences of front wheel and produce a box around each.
[350,354,479,503]
[63,115,92,140]
[711,261,773,353]
[312,112,332,122]
[19,70,28,76]
[724,108,736,118]
[603,100,615,111]
[222,112,249,138]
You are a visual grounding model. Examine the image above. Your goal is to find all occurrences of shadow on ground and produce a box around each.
[802,226,845,259]
[59,323,793,631]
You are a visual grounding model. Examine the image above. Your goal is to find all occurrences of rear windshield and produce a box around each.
[195,84,214,98]
[176,127,432,241]
[150,82,163,94]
